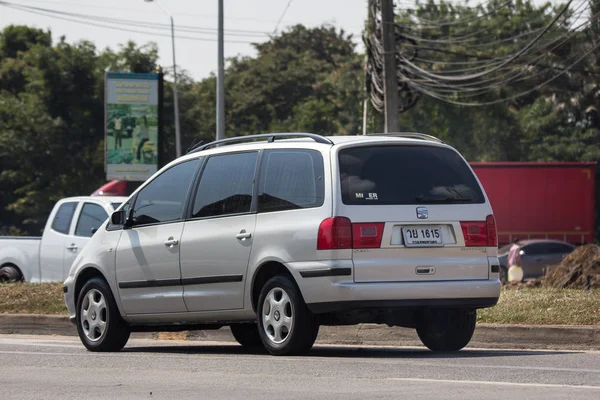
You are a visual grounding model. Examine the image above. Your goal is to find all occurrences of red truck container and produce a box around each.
[469,162,597,245]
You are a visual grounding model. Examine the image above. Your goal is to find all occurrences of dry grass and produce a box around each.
[478,287,600,325]
[0,283,67,315]
[1,283,599,325]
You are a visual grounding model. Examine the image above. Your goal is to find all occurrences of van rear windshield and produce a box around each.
[338,145,485,205]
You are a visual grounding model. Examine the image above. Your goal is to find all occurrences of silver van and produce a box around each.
[63,133,501,356]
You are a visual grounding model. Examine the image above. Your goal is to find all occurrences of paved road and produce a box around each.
[1,334,599,399]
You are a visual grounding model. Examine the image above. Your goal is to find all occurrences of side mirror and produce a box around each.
[111,210,130,227]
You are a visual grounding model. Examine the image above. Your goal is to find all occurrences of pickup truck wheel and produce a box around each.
[76,278,130,352]
[416,308,476,352]
[0,265,23,283]
[230,323,264,350]
[257,275,319,356]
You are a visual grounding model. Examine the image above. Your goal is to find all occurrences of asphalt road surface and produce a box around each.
[1,334,599,400]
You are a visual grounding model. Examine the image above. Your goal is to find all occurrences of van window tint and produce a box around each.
[193,152,258,218]
[51,202,78,234]
[75,203,108,237]
[339,145,485,205]
[132,159,200,226]
[258,150,325,213]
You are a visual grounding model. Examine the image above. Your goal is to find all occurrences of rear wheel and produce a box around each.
[416,308,476,352]
[257,275,319,356]
[76,278,130,352]
[0,265,23,283]
[230,323,263,349]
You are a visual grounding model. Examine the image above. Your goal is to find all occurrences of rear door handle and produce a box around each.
[66,243,78,252]
[236,230,252,241]
[164,237,179,248]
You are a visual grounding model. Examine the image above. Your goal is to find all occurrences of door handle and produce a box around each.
[236,230,252,241]
[164,237,179,248]
[66,243,78,252]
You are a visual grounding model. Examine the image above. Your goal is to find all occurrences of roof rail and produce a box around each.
[366,132,444,144]
[187,133,333,154]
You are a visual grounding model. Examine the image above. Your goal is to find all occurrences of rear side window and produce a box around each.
[51,202,78,234]
[339,145,485,205]
[258,149,325,213]
[75,203,108,237]
[193,152,258,218]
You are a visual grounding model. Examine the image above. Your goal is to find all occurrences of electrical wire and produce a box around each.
[0,1,254,44]
[272,0,295,34]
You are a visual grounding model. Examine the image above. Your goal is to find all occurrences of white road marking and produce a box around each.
[388,378,600,390]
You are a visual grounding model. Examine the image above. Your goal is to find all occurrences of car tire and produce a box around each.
[416,308,476,352]
[0,265,23,283]
[76,277,130,352]
[256,275,319,356]
[230,323,263,349]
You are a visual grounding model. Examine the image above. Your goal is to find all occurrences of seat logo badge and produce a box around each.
[417,207,428,219]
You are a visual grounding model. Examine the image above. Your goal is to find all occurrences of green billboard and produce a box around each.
[105,72,160,181]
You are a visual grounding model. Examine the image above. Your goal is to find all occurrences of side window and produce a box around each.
[522,244,547,256]
[547,243,574,254]
[51,202,78,234]
[132,159,200,226]
[75,203,108,237]
[192,152,258,218]
[258,149,325,213]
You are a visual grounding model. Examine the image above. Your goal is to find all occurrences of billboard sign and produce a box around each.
[105,72,160,181]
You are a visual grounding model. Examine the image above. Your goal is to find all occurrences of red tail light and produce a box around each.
[317,217,352,250]
[486,214,498,246]
[352,223,385,248]
[461,214,497,247]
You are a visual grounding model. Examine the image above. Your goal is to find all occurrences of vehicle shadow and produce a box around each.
[122,343,576,359]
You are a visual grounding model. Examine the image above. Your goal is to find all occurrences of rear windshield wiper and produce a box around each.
[415,196,472,204]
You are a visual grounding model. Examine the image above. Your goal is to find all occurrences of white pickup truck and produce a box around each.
[0,196,126,282]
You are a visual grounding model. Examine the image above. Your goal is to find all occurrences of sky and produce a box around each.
[0,0,371,80]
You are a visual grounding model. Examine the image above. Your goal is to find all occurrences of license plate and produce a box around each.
[402,226,443,247]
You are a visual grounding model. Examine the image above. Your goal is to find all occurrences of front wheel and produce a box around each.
[416,308,476,352]
[257,275,319,356]
[76,278,130,352]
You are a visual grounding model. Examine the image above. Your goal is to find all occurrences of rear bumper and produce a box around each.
[287,261,501,314]
[307,297,498,314]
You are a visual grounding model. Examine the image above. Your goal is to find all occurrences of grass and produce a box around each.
[478,287,600,325]
[1,283,599,325]
[0,283,67,315]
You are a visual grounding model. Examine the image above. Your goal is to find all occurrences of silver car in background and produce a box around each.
[498,239,575,280]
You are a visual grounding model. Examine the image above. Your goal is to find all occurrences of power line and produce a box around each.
[273,0,295,34]
[0,1,259,44]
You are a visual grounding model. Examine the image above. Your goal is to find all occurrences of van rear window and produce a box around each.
[338,145,485,205]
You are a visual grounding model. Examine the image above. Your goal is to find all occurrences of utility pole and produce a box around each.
[381,0,399,132]
[216,0,225,141]
[143,0,182,157]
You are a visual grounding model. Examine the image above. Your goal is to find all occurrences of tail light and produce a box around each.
[352,223,385,248]
[318,218,385,250]
[317,217,352,250]
[486,214,498,246]
[461,214,497,247]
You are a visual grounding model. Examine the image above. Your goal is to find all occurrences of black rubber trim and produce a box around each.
[118,279,182,289]
[490,264,500,273]
[63,286,68,293]
[182,274,243,285]
[118,274,243,289]
[307,297,499,314]
[299,267,352,278]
